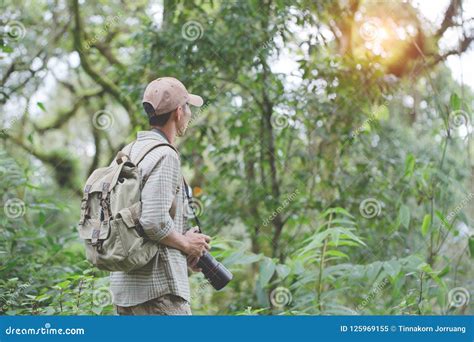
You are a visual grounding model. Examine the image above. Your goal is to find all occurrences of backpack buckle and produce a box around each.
[91,228,100,244]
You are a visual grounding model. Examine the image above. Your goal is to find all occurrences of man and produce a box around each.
[111,77,211,315]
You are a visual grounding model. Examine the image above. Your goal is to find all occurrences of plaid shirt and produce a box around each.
[110,130,191,306]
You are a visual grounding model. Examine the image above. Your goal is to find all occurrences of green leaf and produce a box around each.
[320,207,354,219]
[91,306,103,315]
[2,45,13,53]
[233,253,262,265]
[365,261,383,282]
[372,103,389,121]
[37,102,46,112]
[35,294,51,302]
[222,250,245,266]
[54,280,71,289]
[404,154,415,178]
[450,93,461,111]
[435,210,451,229]
[399,205,410,229]
[258,257,276,287]
[469,236,474,258]
[275,264,290,279]
[298,230,332,255]
[419,263,446,290]
[333,228,366,246]
[383,260,401,279]
[421,214,431,237]
[438,264,450,278]
[325,250,349,259]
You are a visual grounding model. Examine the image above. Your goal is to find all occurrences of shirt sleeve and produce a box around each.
[139,152,180,241]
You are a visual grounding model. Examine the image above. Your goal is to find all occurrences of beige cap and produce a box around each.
[142,77,203,116]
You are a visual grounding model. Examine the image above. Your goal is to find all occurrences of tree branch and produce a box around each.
[70,0,139,127]
[436,0,461,38]
[34,89,104,134]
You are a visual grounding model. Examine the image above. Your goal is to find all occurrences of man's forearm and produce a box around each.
[160,228,211,259]
[159,230,189,253]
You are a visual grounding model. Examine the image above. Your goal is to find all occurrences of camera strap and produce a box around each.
[182,178,202,233]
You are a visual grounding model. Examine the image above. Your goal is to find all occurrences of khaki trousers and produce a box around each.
[115,294,192,316]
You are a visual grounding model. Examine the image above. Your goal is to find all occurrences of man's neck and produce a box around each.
[151,125,175,144]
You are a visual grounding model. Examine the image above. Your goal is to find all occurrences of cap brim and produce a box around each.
[188,94,204,107]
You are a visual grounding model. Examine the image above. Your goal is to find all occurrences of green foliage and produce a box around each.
[1,0,473,316]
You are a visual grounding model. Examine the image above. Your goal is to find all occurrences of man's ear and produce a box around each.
[174,106,183,122]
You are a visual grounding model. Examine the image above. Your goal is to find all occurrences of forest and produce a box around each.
[0,0,473,315]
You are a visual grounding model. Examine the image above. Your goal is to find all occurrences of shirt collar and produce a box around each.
[150,128,170,143]
[136,129,170,143]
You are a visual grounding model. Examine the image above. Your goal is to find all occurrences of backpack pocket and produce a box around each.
[79,208,158,272]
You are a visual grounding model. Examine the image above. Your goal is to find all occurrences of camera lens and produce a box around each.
[197,252,233,290]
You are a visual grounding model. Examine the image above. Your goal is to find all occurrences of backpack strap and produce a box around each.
[132,141,178,166]
[122,141,136,156]
[79,184,92,225]
[115,141,136,165]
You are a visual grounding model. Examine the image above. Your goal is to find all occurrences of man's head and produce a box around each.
[142,77,203,137]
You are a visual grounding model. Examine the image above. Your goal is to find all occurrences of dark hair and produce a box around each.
[143,102,172,127]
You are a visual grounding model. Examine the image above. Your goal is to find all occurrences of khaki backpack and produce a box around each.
[77,141,177,272]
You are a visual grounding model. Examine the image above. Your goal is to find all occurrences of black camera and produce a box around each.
[183,180,233,290]
[196,251,233,290]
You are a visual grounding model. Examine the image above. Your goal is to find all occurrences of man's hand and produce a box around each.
[187,255,202,272]
[183,226,211,258]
